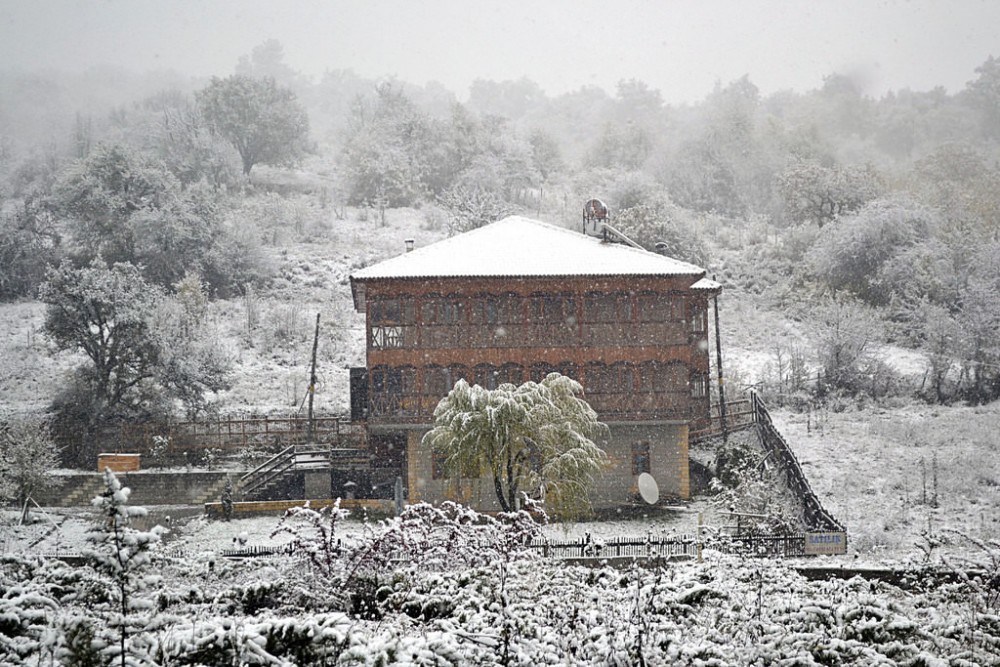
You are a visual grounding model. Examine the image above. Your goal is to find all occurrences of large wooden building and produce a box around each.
[349,216,720,510]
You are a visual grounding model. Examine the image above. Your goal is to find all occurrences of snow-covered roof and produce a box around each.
[351,216,706,281]
[691,277,722,293]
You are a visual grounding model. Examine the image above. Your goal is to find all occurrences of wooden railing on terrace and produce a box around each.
[689,397,755,441]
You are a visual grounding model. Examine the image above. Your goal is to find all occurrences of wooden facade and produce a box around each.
[349,216,720,509]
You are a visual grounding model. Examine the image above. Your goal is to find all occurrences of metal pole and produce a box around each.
[307,313,320,441]
[697,512,704,563]
[712,276,728,442]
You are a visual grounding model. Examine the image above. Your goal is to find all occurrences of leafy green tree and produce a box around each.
[50,143,177,266]
[437,184,518,234]
[528,128,563,185]
[196,74,310,176]
[956,280,1000,404]
[151,283,232,420]
[614,201,709,266]
[661,75,774,216]
[586,120,652,171]
[917,302,963,403]
[423,373,609,517]
[467,77,545,121]
[136,89,242,188]
[809,297,884,395]
[235,39,299,87]
[41,262,233,444]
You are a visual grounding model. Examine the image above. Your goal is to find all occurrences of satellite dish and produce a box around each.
[637,473,659,505]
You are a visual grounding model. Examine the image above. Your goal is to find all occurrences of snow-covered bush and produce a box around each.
[711,433,801,534]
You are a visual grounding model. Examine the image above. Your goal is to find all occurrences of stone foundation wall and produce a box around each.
[33,471,237,507]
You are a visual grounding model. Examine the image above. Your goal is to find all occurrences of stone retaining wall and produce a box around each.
[35,471,238,507]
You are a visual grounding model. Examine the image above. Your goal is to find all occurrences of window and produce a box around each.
[474,364,499,390]
[529,363,556,383]
[556,361,577,382]
[469,294,500,325]
[369,365,417,416]
[632,441,651,476]
[640,361,688,393]
[371,296,415,325]
[423,365,448,398]
[449,364,471,386]
[638,292,672,323]
[421,294,463,324]
[530,293,574,324]
[370,296,414,349]
[585,292,632,323]
[689,301,707,333]
[424,365,470,397]
[496,363,524,386]
[421,294,440,324]
[691,372,709,398]
[497,293,520,322]
[440,296,464,324]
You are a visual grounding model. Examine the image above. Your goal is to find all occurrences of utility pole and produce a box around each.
[307,313,320,441]
[713,276,728,442]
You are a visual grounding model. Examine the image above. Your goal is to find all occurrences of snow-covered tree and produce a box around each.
[339,82,436,208]
[47,142,217,288]
[83,469,165,667]
[423,373,609,517]
[195,74,310,176]
[808,297,884,396]
[0,415,61,523]
[777,159,882,226]
[805,197,936,306]
[41,261,164,429]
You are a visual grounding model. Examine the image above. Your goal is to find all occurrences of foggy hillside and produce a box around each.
[2,39,998,424]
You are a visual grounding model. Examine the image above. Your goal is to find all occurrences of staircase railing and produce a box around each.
[239,444,371,500]
[749,391,844,532]
[240,445,298,499]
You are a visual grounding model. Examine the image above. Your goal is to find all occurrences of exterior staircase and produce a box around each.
[239,444,369,501]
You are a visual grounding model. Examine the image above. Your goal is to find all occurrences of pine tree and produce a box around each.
[83,469,165,667]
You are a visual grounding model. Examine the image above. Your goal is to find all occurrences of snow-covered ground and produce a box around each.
[4,499,998,666]
[3,500,719,558]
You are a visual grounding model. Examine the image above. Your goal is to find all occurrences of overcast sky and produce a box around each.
[1,0,997,103]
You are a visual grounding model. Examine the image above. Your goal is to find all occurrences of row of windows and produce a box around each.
[368,362,710,418]
[371,321,699,350]
[371,292,704,328]
[369,294,707,351]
